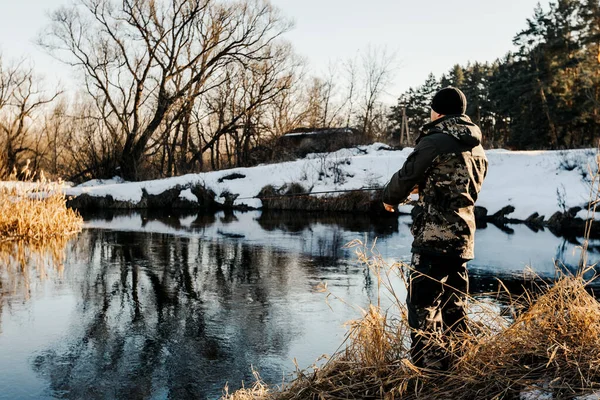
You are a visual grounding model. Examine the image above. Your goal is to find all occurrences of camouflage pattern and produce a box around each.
[412,116,487,260]
[406,252,469,369]
[383,114,488,260]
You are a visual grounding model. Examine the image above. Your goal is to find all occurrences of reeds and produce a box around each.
[0,161,82,244]
[0,162,83,293]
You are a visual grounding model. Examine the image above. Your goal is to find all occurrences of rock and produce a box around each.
[525,212,545,226]
[220,191,239,208]
[474,206,488,228]
[491,205,515,222]
[190,184,218,210]
[524,212,545,232]
[567,206,582,218]
[217,173,246,183]
[546,212,566,229]
[475,206,488,220]
[142,187,183,209]
[66,193,134,210]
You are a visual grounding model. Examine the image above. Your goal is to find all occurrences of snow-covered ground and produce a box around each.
[58,144,597,220]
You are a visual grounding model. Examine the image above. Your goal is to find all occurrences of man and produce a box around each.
[382,87,488,369]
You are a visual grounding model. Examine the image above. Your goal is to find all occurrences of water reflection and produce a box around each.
[31,231,321,398]
[0,210,598,399]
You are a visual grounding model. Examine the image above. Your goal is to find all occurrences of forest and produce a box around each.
[0,0,598,182]
[392,0,600,150]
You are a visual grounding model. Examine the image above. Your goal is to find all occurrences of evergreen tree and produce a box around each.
[396,0,600,150]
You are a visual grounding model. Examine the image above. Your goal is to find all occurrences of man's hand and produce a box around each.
[383,203,396,213]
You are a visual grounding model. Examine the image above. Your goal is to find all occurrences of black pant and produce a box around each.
[406,252,469,368]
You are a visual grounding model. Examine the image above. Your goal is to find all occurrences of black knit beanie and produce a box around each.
[431,87,467,115]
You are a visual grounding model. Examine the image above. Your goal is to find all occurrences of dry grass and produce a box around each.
[0,162,82,296]
[0,162,82,244]
[223,241,600,400]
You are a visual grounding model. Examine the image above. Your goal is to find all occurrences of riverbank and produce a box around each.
[59,145,598,238]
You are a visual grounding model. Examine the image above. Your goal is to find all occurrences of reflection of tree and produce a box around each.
[32,230,321,399]
[25,211,600,399]
[257,210,399,237]
[81,209,217,230]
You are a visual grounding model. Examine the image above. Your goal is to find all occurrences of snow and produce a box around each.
[53,145,597,220]
[520,389,553,400]
[520,388,600,399]
[76,176,125,187]
[179,188,198,202]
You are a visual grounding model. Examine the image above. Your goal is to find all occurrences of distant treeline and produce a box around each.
[1,0,597,183]
[390,0,600,149]
[0,0,395,182]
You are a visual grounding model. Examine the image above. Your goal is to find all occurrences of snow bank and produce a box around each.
[61,145,596,219]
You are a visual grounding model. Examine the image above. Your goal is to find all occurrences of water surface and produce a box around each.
[0,210,597,399]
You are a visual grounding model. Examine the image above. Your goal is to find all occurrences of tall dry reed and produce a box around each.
[0,161,82,244]
[0,162,83,296]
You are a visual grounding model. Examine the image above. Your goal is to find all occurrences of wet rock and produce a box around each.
[546,212,566,230]
[567,206,582,218]
[525,212,545,226]
[474,206,488,229]
[524,212,545,232]
[475,206,488,220]
[545,210,600,238]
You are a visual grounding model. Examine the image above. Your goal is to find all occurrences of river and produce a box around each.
[0,210,597,399]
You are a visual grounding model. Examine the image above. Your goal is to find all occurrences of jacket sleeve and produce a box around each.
[382,137,439,205]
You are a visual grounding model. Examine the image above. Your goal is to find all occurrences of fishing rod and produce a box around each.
[236,187,382,201]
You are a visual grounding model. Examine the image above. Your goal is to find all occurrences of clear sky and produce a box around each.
[0,0,549,102]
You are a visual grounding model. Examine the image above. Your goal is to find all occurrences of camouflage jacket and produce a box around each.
[383,115,488,260]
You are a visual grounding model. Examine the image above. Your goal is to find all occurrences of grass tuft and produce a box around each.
[0,162,83,244]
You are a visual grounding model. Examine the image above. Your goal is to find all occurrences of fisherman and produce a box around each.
[382,87,488,369]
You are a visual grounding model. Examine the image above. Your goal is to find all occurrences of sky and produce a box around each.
[0,0,550,103]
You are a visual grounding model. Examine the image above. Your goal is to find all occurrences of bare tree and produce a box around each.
[41,0,291,180]
[359,45,395,138]
[0,58,60,178]
[266,59,307,137]
[343,56,358,128]
[187,42,295,169]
